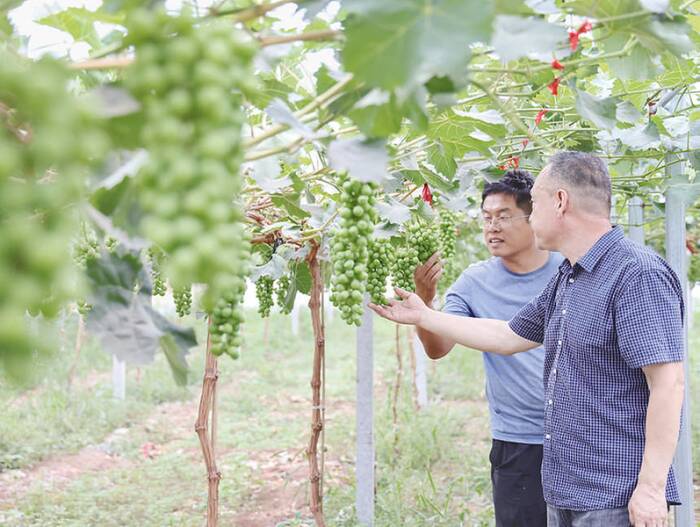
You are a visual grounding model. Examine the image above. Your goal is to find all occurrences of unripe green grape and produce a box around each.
[391,245,420,293]
[209,281,246,358]
[275,274,293,314]
[173,285,192,317]
[0,52,108,367]
[147,247,167,297]
[438,209,459,260]
[255,276,274,318]
[367,239,393,305]
[329,175,378,326]
[124,10,256,312]
[407,221,440,264]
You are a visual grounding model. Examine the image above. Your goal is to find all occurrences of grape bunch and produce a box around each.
[329,176,378,326]
[407,221,439,264]
[124,9,256,310]
[73,223,100,269]
[275,274,293,314]
[173,285,192,317]
[255,276,274,318]
[0,52,108,365]
[104,236,119,254]
[209,278,246,359]
[367,239,394,305]
[438,210,459,260]
[391,245,420,292]
[147,247,167,297]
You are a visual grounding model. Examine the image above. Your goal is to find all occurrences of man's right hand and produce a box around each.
[414,251,443,305]
[369,287,430,326]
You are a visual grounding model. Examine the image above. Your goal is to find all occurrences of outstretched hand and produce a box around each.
[368,287,429,326]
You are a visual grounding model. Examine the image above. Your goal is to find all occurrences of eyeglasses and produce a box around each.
[479,214,530,228]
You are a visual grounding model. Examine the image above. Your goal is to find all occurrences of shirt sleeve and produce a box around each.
[507,275,556,344]
[615,268,685,369]
[442,273,475,317]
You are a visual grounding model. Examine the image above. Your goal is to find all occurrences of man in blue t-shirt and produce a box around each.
[414,170,561,526]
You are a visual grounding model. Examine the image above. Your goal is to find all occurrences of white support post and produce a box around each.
[627,196,645,245]
[412,330,429,410]
[325,301,335,323]
[665,156,695,526]
[291,301,300,336]
[112,355,126,400]
[356,298,374,526]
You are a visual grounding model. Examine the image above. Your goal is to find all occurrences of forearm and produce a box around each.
[638,365,685,489]
[418,308,537,355]
[416,325,455,359]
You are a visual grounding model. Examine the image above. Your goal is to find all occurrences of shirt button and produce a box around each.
[545,434,551,440]
[568,278,575,283]
[562,309,567,315]
[552,368,557,374]
[548,399,553,405]
[558,340,562,346]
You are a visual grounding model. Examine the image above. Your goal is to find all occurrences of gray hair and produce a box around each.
[546,151,611,214]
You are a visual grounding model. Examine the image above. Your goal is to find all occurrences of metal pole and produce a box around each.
[628,196,645,245]
[412,330,429,409]
[665,154,694,526]
[291,301,300,336]
[112,355,126,400]
[356,298,374,526]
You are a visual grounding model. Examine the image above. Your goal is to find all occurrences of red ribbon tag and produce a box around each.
[421,183,433,206]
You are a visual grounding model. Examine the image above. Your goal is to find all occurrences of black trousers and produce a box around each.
[490,439,547,527]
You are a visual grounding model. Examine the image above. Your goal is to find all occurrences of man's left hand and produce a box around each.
[628,482,667,527]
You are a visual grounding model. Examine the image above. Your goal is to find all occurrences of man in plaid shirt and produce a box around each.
[371,151,685,527]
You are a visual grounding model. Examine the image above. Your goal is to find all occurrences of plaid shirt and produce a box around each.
[509,226,684,510]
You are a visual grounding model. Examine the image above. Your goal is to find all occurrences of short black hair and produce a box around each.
[482,169,534,215]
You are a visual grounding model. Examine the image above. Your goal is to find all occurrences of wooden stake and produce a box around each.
[306,243,326,527]
[195,318,220,527]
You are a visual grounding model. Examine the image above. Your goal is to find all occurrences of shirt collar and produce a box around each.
[559,226,623,274]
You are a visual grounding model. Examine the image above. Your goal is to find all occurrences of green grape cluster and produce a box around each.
[275,274,293,314]
[329,176,378,326]
[173,285,192,317]
[0,52,108,364]
[124,9,256,310]
[255,276,274,318]
[438,210,459,260]
[391,245,420,293]
[209,278,246,359]
[104,236,119,253]
[77,300,92,317]
[367,239,394,305]
[147,247,167,296]
[407,221,440,264]
[73,223,100,269]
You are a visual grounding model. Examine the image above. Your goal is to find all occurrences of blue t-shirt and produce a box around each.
[443,253,563,444]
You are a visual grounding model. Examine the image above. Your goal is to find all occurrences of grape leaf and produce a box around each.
[328,138,389,183]
[342,0,493,89]
[491,15,568,62]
